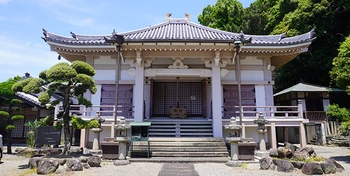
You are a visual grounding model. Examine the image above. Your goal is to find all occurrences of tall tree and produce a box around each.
[12,61,97,155]
[198,0,245,33]
[330,36,350,95]
[272,0,350,91]
[0,76,24,154]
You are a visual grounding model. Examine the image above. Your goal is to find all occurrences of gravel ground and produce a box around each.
[1,145,349,176]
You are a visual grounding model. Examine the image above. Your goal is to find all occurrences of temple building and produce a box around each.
[42,14,314,149]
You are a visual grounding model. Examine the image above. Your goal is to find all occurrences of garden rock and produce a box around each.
[259,156,273,170]
[298,147,314,156]
[326,159,344,172]
[83,163,91,169]
[88,156,102,167]
[272,159,294,172]
[290,161,305,169]
[321,160,336,174]
[301,162,323,175]
[28,156,42,169]
[37,159,59,175]
[66,158,83,171]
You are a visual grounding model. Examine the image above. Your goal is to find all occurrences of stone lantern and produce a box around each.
[90,111,105,154]
[114,116,131,166]
[253,112,269,157]
[224,117,242,167]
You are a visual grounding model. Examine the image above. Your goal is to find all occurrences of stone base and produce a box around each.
[226,160,242,167]
[114,160,130,166]
[88,149,102,155]
[256,150,269,158]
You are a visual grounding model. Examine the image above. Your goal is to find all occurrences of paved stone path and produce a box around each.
[158,163,199,176]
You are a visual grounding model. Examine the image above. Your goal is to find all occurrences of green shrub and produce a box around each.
[0,111,9,118]
[326,104,350,122]
[11,115,24,121]
[338,121,350,135]
[5,124,15,131]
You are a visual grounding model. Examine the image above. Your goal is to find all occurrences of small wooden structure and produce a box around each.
[169,107,187,118]
[100,137,119,159]
[130,122,151,158]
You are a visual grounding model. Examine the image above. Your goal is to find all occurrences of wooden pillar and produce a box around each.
[271,122,277,149]
[284,127,289,142]
[134,51,144,122]
[80,129,87,148]
[242,123,246,138]
[211,58,223,137]
[299,123,307,147]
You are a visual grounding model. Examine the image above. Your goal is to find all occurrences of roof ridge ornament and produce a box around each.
[185,13,190,21]
[70,31,78,40]
[166,13,172,21]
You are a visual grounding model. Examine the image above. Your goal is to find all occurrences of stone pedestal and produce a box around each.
[89,128,103,155]
[224,117,242,166]
[114,117,131,166]
[254,112,269,158]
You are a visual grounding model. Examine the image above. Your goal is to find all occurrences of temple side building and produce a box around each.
[42,15,314,149]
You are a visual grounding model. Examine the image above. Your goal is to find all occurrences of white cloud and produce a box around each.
[0,0,11,5]
[0,35,67,81]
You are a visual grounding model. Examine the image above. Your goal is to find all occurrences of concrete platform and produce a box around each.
[128,157,260,163]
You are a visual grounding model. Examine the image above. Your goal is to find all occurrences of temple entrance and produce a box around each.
[222,85,256,118]
[151,81,205,118]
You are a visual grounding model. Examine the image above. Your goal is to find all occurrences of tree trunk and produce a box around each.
[61,87,72,155]
[6,105,13,154]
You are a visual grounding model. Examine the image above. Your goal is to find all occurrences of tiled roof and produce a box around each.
[15,92,42,107]
[274,83,344,97]
[42,18,315,46]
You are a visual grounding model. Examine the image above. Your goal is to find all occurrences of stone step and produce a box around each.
[150,152,228,157]
[148,137,224,142]
[133,142,226,147]
[131,147,227,152]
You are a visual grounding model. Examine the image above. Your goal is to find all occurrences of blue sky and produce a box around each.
[0,0,254,82]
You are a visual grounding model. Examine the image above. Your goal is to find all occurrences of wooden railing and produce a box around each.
[222,105,304,119]
[304,111,327,121]
[54,105,134,121]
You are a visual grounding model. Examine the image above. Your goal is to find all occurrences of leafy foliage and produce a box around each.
[11,115,24,121]
[198,0,245,32]
[0,111,9,118]
[5,124,15,131]
[330,36,350,95]
[12,61,97,155]
[338,121,350,135]
[39,115,54,126]
[70,116,99,129]
[326,104,350,122]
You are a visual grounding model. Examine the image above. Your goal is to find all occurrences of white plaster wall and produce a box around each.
[94,70,115,80]
[94,56,115,65]
[182,58,202,64]
[152,58,173,64]
[241,56,263,65]
[94,70,134,81]
[323,99,330,111]
[221,71,236,81]
[255,85,266,113]
[241,70,264,81]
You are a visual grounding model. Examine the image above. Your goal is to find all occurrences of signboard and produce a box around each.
[35,126,61,145]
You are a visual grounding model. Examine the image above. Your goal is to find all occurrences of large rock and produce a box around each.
[37,159,59,175]
[326,159,344,172]
[292,151,309,161]
[272,159,294,172]
[321,160,336,174]
[259,157,273,170]
[297,147,315,156]
[284,142,298,152]
[87,156,102,167]
[269,149,284,158]
[301,162,324,175]
[66,158,83,171]
[28,156,42,169]
[291,161,305,169]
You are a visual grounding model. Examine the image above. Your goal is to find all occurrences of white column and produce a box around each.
[299,122,307,147]
[212,64,223,137]
[134,63,144,122]
[271,122,277,149]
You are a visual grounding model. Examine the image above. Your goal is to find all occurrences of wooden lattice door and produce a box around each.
[223,85,256,118]
[152,82,203,117]
[100,84,133,119]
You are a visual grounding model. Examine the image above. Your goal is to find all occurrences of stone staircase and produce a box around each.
[148,120,213,137]
[130,137,228,158]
